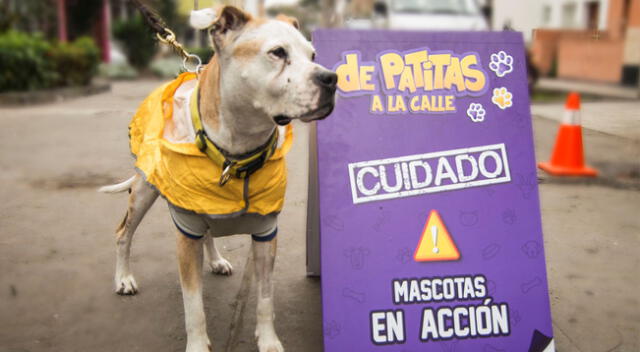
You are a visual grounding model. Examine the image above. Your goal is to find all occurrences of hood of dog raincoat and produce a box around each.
[129,72,293,217]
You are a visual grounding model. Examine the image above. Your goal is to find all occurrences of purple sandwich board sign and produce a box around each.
[312,30,554,351]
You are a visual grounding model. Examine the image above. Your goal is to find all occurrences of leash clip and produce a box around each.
[219,161,235,187]
[183,54,203,73]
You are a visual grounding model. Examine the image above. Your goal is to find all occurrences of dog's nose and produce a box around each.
[314,71,338,90]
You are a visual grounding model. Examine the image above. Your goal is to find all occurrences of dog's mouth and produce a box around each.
[272,102,335,126]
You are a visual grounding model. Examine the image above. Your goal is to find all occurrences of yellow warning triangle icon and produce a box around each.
[414,210,460,262]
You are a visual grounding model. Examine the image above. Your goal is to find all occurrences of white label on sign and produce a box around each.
[348,144,511,204]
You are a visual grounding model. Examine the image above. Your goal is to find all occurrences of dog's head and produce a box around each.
[193,6,336,126]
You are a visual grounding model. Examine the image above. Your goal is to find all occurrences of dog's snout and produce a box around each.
[314,71,338,90]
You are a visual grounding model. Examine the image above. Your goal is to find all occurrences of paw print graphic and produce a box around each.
[515,173,536,199]
[466,103,486,122]
[502,208,517,225]
[489,51,514,77]
[521,241,542,259]
[324,320,341,339]
[491,87,513,109]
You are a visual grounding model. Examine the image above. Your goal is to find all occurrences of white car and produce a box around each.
[345,0,489,31]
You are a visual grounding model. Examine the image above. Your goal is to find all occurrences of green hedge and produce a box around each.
[113,16,157,69]
[0,31,101,92]
[49,37,101,86]
[0,31,56,92]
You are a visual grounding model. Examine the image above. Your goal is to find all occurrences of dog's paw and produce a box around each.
[256,334,284,352]
[185,339,212,352]
[209,258,233,276]
[115,274,138,295]
[255,325,284,352]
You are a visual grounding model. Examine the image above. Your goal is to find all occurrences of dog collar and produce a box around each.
[190,83,279,186]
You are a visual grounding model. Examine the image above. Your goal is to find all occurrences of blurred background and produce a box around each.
[0,1,638,351]
[1,0,638,92]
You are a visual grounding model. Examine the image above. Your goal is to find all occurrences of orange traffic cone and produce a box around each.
[538,92,598,177]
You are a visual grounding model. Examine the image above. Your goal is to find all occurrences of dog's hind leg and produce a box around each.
[253,236,284,352]
[114,174,159,295]
[203,234,233,275]
[176,231,212,352]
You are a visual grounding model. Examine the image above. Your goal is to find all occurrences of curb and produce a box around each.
[0,81,111,106]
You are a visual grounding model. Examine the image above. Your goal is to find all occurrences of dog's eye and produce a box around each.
[269,47,288,60]
[311,52,316,61]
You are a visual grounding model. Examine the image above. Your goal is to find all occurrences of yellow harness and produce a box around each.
[129,73,293,216]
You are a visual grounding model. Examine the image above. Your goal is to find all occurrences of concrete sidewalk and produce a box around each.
[532,100,640,141]
[536,78,639,100]
[532,115,640,352]
[0,80,638,352]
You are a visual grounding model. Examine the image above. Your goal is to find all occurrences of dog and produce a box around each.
[99,6,337,352]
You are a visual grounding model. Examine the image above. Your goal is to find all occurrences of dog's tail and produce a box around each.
[98,176,136,194]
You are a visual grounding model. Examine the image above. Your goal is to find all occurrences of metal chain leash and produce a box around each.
[130,0,203,74]
[155,29,202,73]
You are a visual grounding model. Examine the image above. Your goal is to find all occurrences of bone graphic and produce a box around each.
[521,277,543,293]
[342,287,366,303]
[431,225,439,253]
[324,215,344,231]
[482,243,501,260]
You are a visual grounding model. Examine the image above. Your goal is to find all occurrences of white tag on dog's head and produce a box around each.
[190,8,217,29]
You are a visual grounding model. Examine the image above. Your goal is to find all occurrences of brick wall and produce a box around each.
[630,0,640,26]
[530,0,640,84]
[531,30,560,75]
[531,29,604,76]
[557,38,624,82]
[608,0,626,40]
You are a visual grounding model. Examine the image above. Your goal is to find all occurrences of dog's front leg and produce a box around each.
[176,231,211,352]
[204,234,233,275]
[253,237,284,352]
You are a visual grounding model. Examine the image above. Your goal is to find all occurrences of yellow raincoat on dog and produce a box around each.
[129,73,292,216]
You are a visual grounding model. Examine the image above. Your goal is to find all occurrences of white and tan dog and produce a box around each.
[100,6,336,352]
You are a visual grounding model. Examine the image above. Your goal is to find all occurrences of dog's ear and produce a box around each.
[209,6,252,49]
[275,14,300,30]
[190,8,217,30]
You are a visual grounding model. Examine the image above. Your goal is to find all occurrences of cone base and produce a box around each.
[538,161,598,177]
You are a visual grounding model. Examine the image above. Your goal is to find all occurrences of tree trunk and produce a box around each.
[57,0,68,42]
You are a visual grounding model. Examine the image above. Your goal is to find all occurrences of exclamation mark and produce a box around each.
[431,225,439,254]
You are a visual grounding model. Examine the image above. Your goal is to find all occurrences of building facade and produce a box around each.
[495,0,639,86]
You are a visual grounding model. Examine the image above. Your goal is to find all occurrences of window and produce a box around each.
[586,1,600,30]
[392,0,472,15]
[562,2,577,28]
[542,5,552,26]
